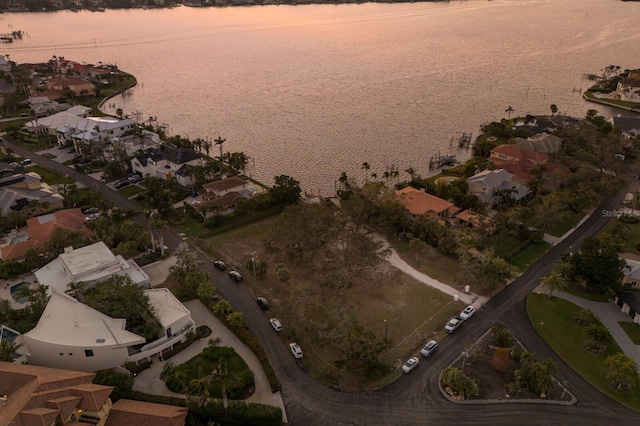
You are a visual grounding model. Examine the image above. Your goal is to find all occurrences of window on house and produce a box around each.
[85,350,94,357]
[498,154,508,160]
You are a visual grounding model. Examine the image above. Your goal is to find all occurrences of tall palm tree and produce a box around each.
[540,273,567,299]
[214,136,226,163]
[405,166,416,181]
[361,162,370,184]
[65,281,87,302]
[149,211,167,256]
[505,106,515,120]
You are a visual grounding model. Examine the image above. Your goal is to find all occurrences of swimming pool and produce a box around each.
[10,282,30,304]
[10,235,29,244]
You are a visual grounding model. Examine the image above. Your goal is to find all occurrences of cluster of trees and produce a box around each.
[334,320,392,379]
[509,351,557,398]
[264,201,387,289]
[567,234,625,295]
[170,243,216,301]
[441,367,478,399]
[78,275,162,342]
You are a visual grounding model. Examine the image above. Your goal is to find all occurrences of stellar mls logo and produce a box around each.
[602,210,639,218]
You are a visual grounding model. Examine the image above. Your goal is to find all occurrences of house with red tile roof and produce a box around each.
[0,362,188,426]
[488,145,548,185]
[0,208,93,261]
[395,186,461,221]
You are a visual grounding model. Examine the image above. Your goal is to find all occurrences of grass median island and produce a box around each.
[527,293,640,411]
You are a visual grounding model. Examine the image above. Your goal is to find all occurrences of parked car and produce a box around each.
[290,342,303,359]
[128,173,143,183]
[270,318,283,332]
[191,200,202,206]
[229,270,243,283]
[85,213,100,221]
[402,357,420,373]
[82,207,99,214]
[445,317,463,334]
[213,260,227,271]
[459,305,476,320]
[257,296,269,310]
[420,340,438,358]
[114,179,130,189]
[21,158,32,166]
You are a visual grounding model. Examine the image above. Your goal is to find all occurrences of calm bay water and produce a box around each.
[3,0,640,194]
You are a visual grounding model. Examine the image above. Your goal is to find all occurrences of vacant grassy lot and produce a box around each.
[527,293,640,411]
[28,165,75,185]
[493,234,552,272]
[619,322,640,345]
[198,217,464,391]
[600,216,640,254]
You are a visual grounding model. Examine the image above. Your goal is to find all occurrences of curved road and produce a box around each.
[6,142,640,425]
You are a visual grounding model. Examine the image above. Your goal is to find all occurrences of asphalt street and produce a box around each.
[5,141,640,425]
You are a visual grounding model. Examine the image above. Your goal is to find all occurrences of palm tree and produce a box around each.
[203,138,212,157]
[361,162,370,184]
[214,136,226,163]
[405,166,416,181]
[0,339,22,362]
[149,211,167,256]
[540,273,567,299]
[505,106,515,120]
[65,281,87,302]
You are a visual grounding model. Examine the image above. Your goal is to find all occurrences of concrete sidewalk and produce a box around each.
[132,299,288,422]
[535,286,640,370]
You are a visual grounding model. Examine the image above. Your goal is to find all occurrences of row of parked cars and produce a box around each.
[114,173,143,189]
[402,304,477,374]
[213,260,243,283]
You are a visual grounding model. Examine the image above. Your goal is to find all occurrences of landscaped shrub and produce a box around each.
[491,325,514,348]
[196,325,212,338]
[188,399,282,426]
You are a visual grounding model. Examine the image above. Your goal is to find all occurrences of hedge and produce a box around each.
[188,399,282,426]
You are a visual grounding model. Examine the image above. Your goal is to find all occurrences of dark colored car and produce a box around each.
[82,207,99,214]
[257,297,269,310]
[115,179,130,189]
[214,260,227,271]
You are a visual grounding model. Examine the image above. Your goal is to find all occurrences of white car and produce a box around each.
[420,340,438,358]
[290,342,303,359]
[269,318,283,332]
[459,305,476,320]
[402,356,419,373]
[85,213,100,221]
[445,317,463,334]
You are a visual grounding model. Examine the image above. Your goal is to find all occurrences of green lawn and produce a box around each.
[563,281,611,303]
[527,293,640,411]
[619,322,640,345]
[118,185,143,198]
[600,217,640,254]
[546,211,584,238]
[493,234,552,271]
[29,165,75,185]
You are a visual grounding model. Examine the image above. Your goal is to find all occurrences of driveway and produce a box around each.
[535,286,640,370]
[132,299,288,423]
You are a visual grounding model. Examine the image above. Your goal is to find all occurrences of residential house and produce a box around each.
[45,76,95,96]
[28,96,71,117]
[613,291,640,324]
[24,105,92,138]
[0,172,65,215]
[454,210,494,231]
[395,186,461,222]
[22,288,195,373]
[52,57,78,74]
[611,116,640,137]
[0,54,11,73]
[131,145,202,187]
[615,69,640,102]
[0,208,93,261]
[202,176,253,197]
[514,133,563,154]
[34,241,150,295]
[621,256,640,288]
[0,362,188,426]
[69,116,137,153]
[0,361,114,426]
[488,145,549,185]
[466,168,530,205]
[107,399,187,426]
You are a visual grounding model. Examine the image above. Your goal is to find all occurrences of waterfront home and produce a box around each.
[615,69,640,102]
[395,186,461,222]
[466,168,530,205]
[28,96,72,117]
[514,133,563,154]
[24,105,91,137]
[488,145,548,185]
[610,116,640,137]
[131,144,202,187]
[44,76,95,96]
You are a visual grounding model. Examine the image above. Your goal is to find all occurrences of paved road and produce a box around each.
[6,141,640,424]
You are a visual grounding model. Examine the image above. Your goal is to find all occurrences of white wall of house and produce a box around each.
[22,337,132,372]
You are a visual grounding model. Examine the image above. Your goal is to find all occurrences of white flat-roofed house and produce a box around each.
[70,116,137,153]
[128,288,196,363]
[23,292,146,372]
[34,241,149,295]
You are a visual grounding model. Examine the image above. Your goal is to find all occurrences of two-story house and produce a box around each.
[615,69,640,102]
[0,172,64,215]
[488,145,549,185]
[395,186,461,223]
[131,145,202,187]
[466,168,530,205]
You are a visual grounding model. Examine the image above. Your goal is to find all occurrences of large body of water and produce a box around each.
[3,0,640,194]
